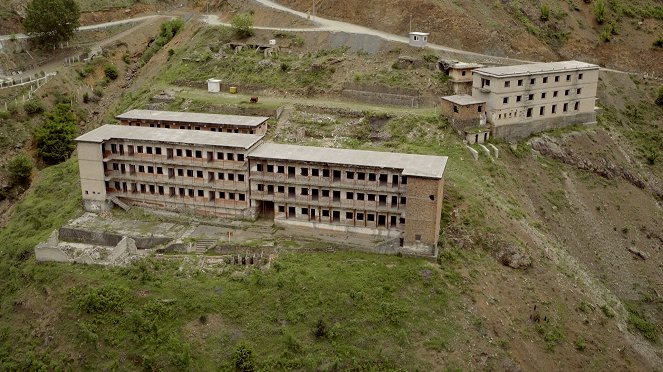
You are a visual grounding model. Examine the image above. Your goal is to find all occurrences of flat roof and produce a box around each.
[442,95,485,105]
[409,32,430,36]
[250,143,448,179]
[76,124,264,149]
[474,60,599,78]
[444,61,484,69]
[116,110,270,127]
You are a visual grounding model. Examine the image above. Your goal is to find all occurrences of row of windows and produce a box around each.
[277,204,405,226]
[502,88,582,104]
[127,122,259,134]
[110,181,246,201]
[108,163,246,182]
[497,101,580,120]
[481,72,584,88]
[255,183,407,205]
[254,164,407,185]
[107,143,245,162]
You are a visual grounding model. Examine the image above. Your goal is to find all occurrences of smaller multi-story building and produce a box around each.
[471,60,599,139]
[116,109,270,135]
[440,94,489,144]
[439,60,484,94]
[76,124,264,217]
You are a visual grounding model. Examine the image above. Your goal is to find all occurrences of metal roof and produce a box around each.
[116,110,270,127]
[473,61,599,78]
[76,124,264,149]
[442,95,485,105]
[249,143,448,179]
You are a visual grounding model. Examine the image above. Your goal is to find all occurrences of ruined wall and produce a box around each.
[59,227,171,249]
[440,100,485,133]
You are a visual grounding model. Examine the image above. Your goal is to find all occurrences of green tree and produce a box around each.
[7,154,33,186]
[231,342,256,372]
[35,104,78,164]
[23,0,80,45]
[231,13,255,38]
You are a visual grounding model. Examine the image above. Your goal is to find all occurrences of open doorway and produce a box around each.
[259,201,275,220]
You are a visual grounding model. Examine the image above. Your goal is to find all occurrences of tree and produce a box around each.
[7,154,34,186]
[35,104,78,164]
[231,13,255,39]
[23,0,80,45]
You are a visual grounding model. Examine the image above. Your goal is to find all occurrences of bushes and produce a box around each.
[656,85,663,106]
[232,342,256,372]
[7,154,33,186]
[75,285,128,314]
[654,37,663,48]
[594,0,606,24]
[23,100,44,115]
[540,4,551,21]
[141,19,184,65]
[104,64,119,80]
[34,104,78,164]
[231,13,255,38]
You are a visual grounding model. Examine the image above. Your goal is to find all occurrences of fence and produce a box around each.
[0,72,57,110]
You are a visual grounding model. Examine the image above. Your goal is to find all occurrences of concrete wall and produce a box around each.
[492,111,596,139]
[78,142,107,208]
[59,227,171,249]
[341,84,421,107]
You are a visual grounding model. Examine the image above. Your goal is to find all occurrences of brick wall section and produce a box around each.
[440,100,484,132]
[403,176,444,251]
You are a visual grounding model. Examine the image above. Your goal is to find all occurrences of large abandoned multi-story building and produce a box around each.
[470,60,600,138]
[116,109,270,135]
[76,124,448,257]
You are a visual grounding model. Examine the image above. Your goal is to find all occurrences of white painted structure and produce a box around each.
[207,78,221,93]
[409,32,429,48]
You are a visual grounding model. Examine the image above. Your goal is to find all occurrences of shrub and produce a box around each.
[7,154,33,186]
[231,342,256,371]
[654,37,663,48]
[35,103,78,164]
[656,85,663,106]
[82,92,89,103]
[594,0,606,24]
[280,62,291,72]
[313,318,328,338]
[23,100,44,115]
[93,86,104,97]
[104,64,118,80]
[76,285,128,314]
[540,4,551,21]
[231,13,255,38]
[423,53,438,63]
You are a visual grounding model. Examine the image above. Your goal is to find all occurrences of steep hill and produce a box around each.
[276,0,663,74]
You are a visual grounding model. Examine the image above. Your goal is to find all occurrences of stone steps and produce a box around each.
[194,239,217,254]
[110,196,131,211]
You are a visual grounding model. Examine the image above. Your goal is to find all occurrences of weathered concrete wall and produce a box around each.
[59,227,171,249]
[342,89,422,107]
[492,111,596,139]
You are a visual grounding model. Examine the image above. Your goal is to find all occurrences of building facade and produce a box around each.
[76,125,264,218]
[76,125,448,257]
[471,61,599,139]
[116,110,270,135]
[248,144,446,256]
[439,61,484,94]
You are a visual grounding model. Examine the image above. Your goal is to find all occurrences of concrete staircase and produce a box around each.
[194,239,217,254]
[110,196,131,211]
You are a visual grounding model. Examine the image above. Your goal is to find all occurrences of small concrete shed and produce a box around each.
[409,32,429,48]
[207,78,221,93]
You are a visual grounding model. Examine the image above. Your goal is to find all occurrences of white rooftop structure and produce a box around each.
[250,143,448,179]
[441,94,485,105]
[116,110,270,128]
[474,61,599,78]
[76,124,264,149]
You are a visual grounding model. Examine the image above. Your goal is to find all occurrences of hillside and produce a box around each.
[276,0,663,75]
[0,3,662,370]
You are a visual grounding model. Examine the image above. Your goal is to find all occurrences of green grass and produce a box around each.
[624,301,660,343]
[0,155,474,370]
